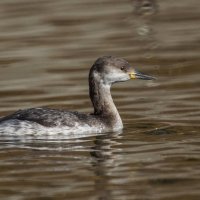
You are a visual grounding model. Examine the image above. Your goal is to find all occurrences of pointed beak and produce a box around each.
[129,69,155,80]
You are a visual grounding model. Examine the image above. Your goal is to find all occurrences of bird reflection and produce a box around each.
[90,131,122,200]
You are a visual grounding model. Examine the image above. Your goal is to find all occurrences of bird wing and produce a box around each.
[0,107,89,127]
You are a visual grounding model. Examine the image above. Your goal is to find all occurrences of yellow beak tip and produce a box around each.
[129,73,136,79]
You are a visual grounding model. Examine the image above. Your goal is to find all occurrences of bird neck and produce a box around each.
[89,73,122,129]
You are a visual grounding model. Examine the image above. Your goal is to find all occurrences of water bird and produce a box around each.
[0,56,155,135]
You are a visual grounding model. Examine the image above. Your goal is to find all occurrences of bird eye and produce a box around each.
[121,66,125,71]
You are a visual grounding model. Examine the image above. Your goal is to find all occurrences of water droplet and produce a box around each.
[133,0,158,16]
[137,25,150,36]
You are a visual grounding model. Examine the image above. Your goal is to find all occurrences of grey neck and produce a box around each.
[89,72,123,129]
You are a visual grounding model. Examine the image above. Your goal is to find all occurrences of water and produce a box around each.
[0,0,200,199]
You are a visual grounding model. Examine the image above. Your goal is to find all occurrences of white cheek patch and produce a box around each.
[104,68,129,84]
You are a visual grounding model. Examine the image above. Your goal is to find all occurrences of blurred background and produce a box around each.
[0,0,200,200]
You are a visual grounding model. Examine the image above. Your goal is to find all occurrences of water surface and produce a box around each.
[0,0,200,199]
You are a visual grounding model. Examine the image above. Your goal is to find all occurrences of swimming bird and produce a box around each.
[0,56,155,135]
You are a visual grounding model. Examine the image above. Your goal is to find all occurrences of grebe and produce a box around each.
[0,56,155,135]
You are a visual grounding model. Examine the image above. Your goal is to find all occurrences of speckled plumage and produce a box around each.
[0,107,95,127]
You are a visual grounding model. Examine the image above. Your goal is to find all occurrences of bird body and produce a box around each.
[0,56,154,135]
